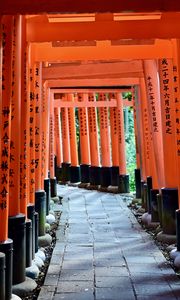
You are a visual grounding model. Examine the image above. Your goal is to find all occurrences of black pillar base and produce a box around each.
[89,166,101,185]
[26,219,32,268]
[80,164,90,183]
[50,177,57,197]
[157,194,163,227]
[142,182,148,210]
[70,166,80,183]
[56,166,62,182]
[147,176,153,214]
[135,168,141,198]
[150,189,159,222]
[8,214,26,285]
[111,166,119,186]
[35,190,46,237]
[44,178,50,216]
[0,239,13,300]
[61,162,71,182]
[27,204,35,259]
[34,212,39,253]
[100,167,112,187]
[118,174,130,193]
[176,209,180,251]
[0,252,5,300]
[161,188,179,235]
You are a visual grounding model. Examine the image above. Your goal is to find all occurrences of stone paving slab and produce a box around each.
[38,185,180,300]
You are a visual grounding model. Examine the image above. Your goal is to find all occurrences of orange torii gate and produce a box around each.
[2,9,180,300]
[52,87,131,191]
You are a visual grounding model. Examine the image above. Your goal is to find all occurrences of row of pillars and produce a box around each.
[0,15,60,299]
[134,52,180,240]
[53,92,129,191]
[0,15,130,299]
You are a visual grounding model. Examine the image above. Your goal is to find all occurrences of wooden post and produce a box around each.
[158,58,178,187]
[61,94,71,182]
[20,16,29,216]
[143,60,165,189]
[8,14,26,285]
[42,84,50,180]
[0,16,14,291]
[42,84,51,216]
[109,93,119,186]
[98,93,111,187]
[116,93,129,193]
[54,107,63,181]
[78,93,91,183]
[49,92,57,197]
[132,88,142,198]
[158,58,179,235]
[88,93,101,185]
[139,79,159,215]
[172,39,180,207]
[0,16,13,242]
[9,16,22,216]
[34,62,42,191]
[67,94,80,183]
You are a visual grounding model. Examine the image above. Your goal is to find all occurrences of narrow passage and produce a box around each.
[38,186,180,300]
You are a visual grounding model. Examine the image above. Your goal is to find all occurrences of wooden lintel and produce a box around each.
[1,0,180,14]
[53,99,117,108]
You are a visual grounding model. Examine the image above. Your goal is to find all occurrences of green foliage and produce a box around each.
[123,92,136,192]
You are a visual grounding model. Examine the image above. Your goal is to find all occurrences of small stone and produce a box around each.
[11,294,22,300]
[46,213,56,225]
[45,223,51,232]
[33,255,44,268]
[35,249,46,262]
[170,248,180,260]
[38,234,52,247]
[12,277,37,298]
[174,255,180,268]
[26,263,40,279]
[141,212,151,225]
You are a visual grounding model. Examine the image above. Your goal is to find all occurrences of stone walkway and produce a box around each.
[38,185,180,300]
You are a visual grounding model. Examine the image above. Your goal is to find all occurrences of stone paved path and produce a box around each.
[38,185,180,300]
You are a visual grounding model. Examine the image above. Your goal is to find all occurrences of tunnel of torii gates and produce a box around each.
[2,7,180,299]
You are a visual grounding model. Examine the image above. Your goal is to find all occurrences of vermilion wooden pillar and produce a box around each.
[61,94,71,182]
[42,84,50,180]
[34,62,42,191]
[116,93,129,193]
[8,15,26,286]
[109,93,119,186]
[42,84,51,215]
[49,92,57,197]
[54,107,63,181]
[67,94,80,183]
[78,93,91,183]
[20,16,29,216]
[158,58,179,235]
[29,64,36,205]
[0,15,14,300]
[98,93,112,187]
[132,88,143,198]
[33,62,47,238]
[9,16,22,217]
[0,16,12,242]
[143,60,165,188]
[140,78,158,188]
[172,39,180,207]
[139,79,159,217]
[143,60,167,227]
[20,16,34,268]
[88,93,101,185]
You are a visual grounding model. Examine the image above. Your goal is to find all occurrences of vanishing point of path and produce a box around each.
[38,185,180,300]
